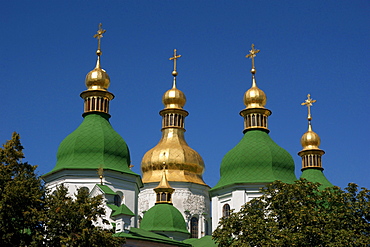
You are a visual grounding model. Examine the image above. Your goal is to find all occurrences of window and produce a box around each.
[190,217,198,238]
[114,195,121,206]
[223,204,230,217]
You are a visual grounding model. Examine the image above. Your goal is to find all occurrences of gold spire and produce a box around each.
[240,44,271,132]
[141,50,206,186]
[169,49,182,86]
[154,164,175,204]
[85,23,110,90]
[301,94,316,122]
[81,24,114,115]
[97,164,104,185]
[93,23,106,57]
[300,94,320,149]
[243,44,266,108]
[298,94,325,170]
[246,44,260,75]
[163,49,186,109]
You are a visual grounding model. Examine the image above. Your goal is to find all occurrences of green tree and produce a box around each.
[213,179,370,247]
[0,132,44,246]
[43,184,125,247]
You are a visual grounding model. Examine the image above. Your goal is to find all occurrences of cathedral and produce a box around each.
[42,25,333,246]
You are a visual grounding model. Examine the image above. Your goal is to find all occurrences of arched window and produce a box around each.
[223,204,230,217]
[190,217,198,238]
[161,192,166,202]
[114,195,121,206]
[204,219,209,235]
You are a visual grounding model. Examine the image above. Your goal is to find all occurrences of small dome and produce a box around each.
[162,87,186,109]
[300,129,321,150]
[140,203,189,235]
[244,85,267,108]
[85,67,110,90]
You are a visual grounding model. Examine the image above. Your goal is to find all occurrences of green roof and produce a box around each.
[140,203,189,235]
[211,129,297,191]
[97,184,116,195]
[107,203,135,217]
[49,113,138,176]
[183,235,218,246]
[300,168,334,189]
[114,227,191,246]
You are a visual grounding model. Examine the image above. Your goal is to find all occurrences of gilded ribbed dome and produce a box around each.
[85,57,110,90]
[300,125,321,150]
[162,85,186,109]
[243,77,267,108]
[141,128,206,185]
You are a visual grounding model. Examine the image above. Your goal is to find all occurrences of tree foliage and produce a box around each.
[213,179,370,247]
[0,133,124,246]
[0,132,44,246]
[43,185,125,247]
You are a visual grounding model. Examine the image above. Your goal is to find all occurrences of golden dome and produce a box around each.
[85,57,110,90]
[141,129,206,185]
[162,83,186,109]
[243,76,267,108]
[300,124,321,150]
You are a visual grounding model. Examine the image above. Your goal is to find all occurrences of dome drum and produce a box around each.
[81,90,114,116]
[160,108,189,130]
[298,149,325,171]
[240,108,271,133]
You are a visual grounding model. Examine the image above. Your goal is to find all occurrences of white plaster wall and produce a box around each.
[210,184,265,232]
[43,169,141,229]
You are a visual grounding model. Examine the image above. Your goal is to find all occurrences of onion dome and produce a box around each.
[162,84,186,109]
[243,77,267,108]
[211,44,297,192]
[85,56,110,90]
[298,94,333,188]
[140,169,189,237]
[45,24,136,177]
[140,203,189,235]
[300,124,321,150]
[141,49,207,186]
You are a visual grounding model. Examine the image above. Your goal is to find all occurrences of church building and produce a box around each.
[43,25,333,246]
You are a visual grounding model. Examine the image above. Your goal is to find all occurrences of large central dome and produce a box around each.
[141,52,206,185]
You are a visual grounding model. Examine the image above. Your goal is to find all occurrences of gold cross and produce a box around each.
[301,94,316,121]
[93,23,106,54]
[169,49,182,75]
[246,44,260,73]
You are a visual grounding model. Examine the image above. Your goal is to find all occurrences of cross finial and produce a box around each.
[93,23,106,56]
[97,164,104,185]
[169,49,182,77]
[246,44,260,74]
[301,94,316,122]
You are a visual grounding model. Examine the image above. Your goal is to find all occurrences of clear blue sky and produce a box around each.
[2,1,369,189]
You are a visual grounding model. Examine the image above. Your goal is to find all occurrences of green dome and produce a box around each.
[140,204,189,234]
[301,169,333,189]
[50,113,136,175]
[212,129,297,191]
